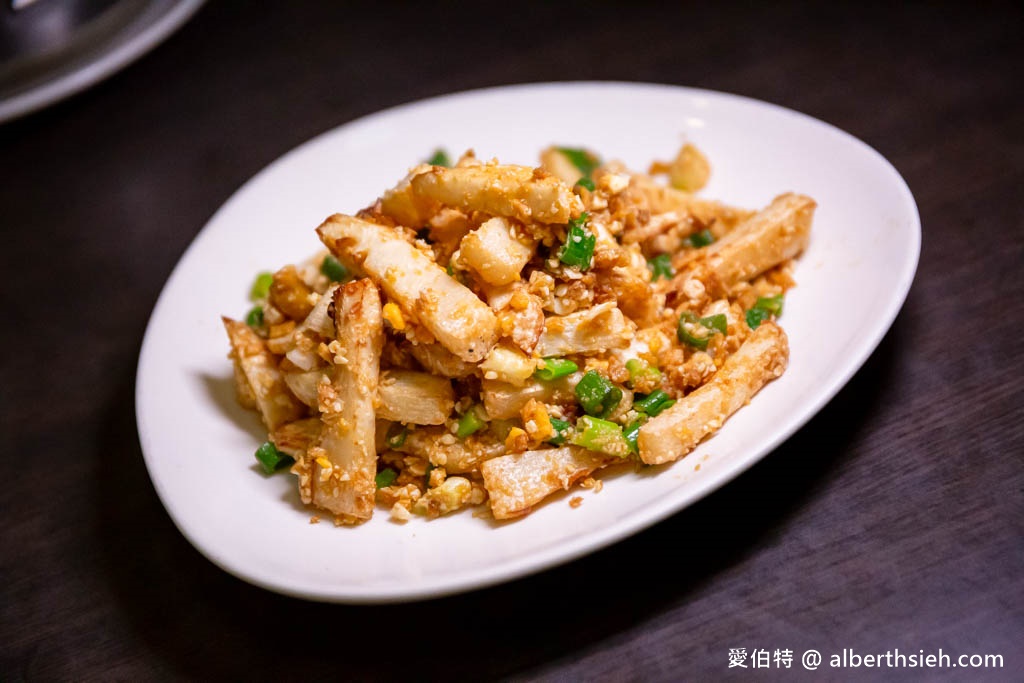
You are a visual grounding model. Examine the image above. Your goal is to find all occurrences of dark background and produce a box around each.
[1,2,1021,680]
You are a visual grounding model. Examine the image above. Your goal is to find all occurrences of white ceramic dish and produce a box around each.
[136,82,919,603]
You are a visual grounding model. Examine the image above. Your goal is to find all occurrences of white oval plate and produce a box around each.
[136,82,919,603]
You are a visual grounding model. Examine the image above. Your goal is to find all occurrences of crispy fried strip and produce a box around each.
[376,369,455,425]
[481,372,582,420]
[222,317,304,430]
[638,322,789,465]
[459,217,534,286]
[309,279,383,523]
[410,165,582,225]
[407,341,476,378]
[270,418,322,458]
[535,301,634,357]
[686,193,815,289]
[395,427,506,473]
[379,163,435,227]
[230,356,257,410]
[634,176,754,230]
[317,214,498,362]
[481,446,615,520]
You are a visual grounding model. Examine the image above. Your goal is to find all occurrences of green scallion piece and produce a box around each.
[558,213,596,269]
[746,307,771,329]
[534,357,579,381]
[684,228,715,248]
[571,416,630,457]
[385,423,408,449]
[255,441,293,474]
[249,272,274,301]
[623,417,646,454]
[548,417,572,445]
[320,254,349,282]
[575,176,596,192]
[746,294,784,329]
[652,398,675,416]
[634,390,676,417]
[556,147,601,176]
[424,463,435,487]
[757,294,784,315]
[456,407,486,438]
[375,468,398,488]
[625,358,662,388]
[677,312,728,349]
[245,305,264,328]
[648,253,674,281]
[574,370,623,417]
[701,313,728,335]
[677,312,711,349]
[635,389,669,413]
[426,149,451,167]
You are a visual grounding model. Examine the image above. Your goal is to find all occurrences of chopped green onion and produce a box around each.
[684,228,715,248]
[249,272,273,301]
[746,294,784,329]
[574,176,596,192]
[677,312,728,349]
[255,441,293,474]
[385,423,408,449]
[677,312,710,349]
[559,213,596,269]
[375,468,398,488]
[625,358,662,388]
[647,253,674,281]
[456,406,486,438]
[446,261,455,277]
[634,389,668,413]
[574,370,623,417]
[746,307,771,329]
[623,417,646,454]
[556,147,601,176]
[320,254,349,282]
[634,390,676,417]
[548,417,572,445]
[757,295,784,316]
[701,313,728,335]
[245,305,264,328]
[534,357,579,381]
[652,398,675,416]
[571,416,630,457]
[424,462,435,487]
[426,149,451,167]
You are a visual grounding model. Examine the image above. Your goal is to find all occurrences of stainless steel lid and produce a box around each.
[0,0,204,122]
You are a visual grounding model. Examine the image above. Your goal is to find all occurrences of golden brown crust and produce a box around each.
[309,279,383,523]
[638,322,789,465]
[481,446,615,520]
[222,317,304,431]
[224,143,812,524]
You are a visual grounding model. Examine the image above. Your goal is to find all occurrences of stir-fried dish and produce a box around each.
[224,143,815,524]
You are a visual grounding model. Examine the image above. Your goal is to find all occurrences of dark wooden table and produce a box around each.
[2,2,1021,680]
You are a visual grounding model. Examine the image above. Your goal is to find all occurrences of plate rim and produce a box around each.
[136,81,921,603]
